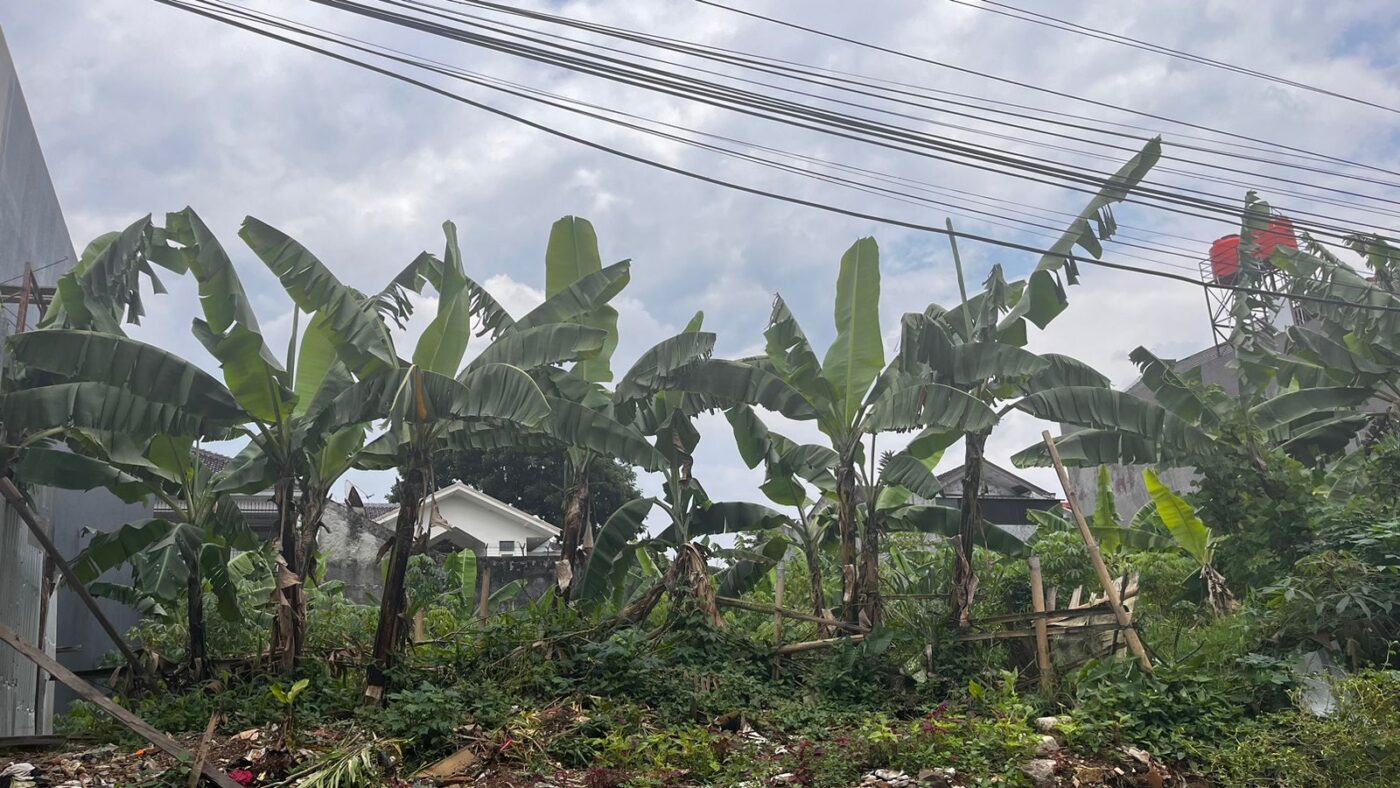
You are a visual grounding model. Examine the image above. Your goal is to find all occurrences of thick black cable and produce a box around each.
[382,0,1400,222]
[301,0,1396,240]
[693,0,1400,181]
[147,0,1400,315]
[427,0,1400,206]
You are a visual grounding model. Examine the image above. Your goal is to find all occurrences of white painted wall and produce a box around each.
[420,493,552,556]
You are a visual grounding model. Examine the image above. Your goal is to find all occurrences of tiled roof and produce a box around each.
[363,503,398,520]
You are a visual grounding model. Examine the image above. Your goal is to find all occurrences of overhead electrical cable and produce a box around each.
[371,0,1400,222]
[150,0,1400,314]
[692,0,1400,181]
[952,0,1400,116]
[295,0,1398,240]
[424,0,1400,203]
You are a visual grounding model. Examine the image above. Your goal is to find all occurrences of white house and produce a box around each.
[370,482,561,557]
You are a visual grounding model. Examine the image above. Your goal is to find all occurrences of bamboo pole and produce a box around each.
[187,712,221,788]
[0,478,146,679]
[714,596,867,633]
[774,634,865,655]
[1027,556,1054,695]
[772,564,785,646]
[1040,431,1153,672]
[772,563,785,678]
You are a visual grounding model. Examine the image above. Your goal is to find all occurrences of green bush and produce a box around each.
[1067,655,1292,763]
[1203,670,1400,787]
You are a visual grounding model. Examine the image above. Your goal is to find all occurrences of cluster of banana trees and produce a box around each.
[0,135,1178,691]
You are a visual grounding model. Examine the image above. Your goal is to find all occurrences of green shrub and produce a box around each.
[1067,655,1291,763]
[1203,670,1400,787]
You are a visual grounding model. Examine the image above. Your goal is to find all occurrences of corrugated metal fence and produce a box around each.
[0,491,56,736]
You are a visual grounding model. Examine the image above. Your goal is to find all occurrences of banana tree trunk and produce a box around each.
[271,478,303,671]
[950,431,986,630]
[835,461,859,626]
[857,508,883,629]
[365,462,427,703]
[187,562,206,682]
[558,458,592,601]
[296,492,328,585]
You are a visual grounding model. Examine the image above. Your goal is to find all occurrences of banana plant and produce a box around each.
[133,208,404,670]
[1010,346,1374,471]
[1270,231,1400,418]
[262,218,642,699]
[1029,466,1236,614]
[675,237,997,628]
[572,383,788,625]
[893,262,1115,628]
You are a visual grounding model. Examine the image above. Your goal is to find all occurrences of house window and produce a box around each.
[498,540,515,555]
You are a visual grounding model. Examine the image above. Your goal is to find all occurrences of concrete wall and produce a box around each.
[319,501,392,604]
[47,490,152,710]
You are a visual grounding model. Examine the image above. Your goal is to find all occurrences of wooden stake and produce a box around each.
[187,712,221,788]
[1040,431,1152,672]
[0,478,146,679]
[0,625,241,788]
[1027,556,1054,695]
[772,563,785,678]
[772,564,785,647]
[477,560,492,622]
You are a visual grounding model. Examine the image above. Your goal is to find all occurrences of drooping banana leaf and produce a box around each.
[463,323,608,376]
[576,497,654,606]
[7,330,244,423]
[864,382,998,434]
[241,216,399,376]
[614,331,717,403]
[1000,137,1162,331]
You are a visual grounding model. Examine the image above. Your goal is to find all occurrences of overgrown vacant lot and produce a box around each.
[6,161,1400,788]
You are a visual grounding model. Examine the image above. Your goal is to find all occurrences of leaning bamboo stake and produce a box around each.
[0,625,241,788]
[187,712,221,788]
[0,478,146,680]
[1040,431,1153,673]
[1027,556,1054,695]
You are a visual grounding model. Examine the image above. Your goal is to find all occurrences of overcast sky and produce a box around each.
[3,0,1398,510]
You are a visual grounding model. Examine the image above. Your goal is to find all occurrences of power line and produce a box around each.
[428,0,1400,207]
[953,0,1399,116]
[166,0,1400,306]
[692,0,1400,182]
[167,0,1400,302]
[297,0,1397,241]
[146,0,1400,315]
[222,0,1215,271]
